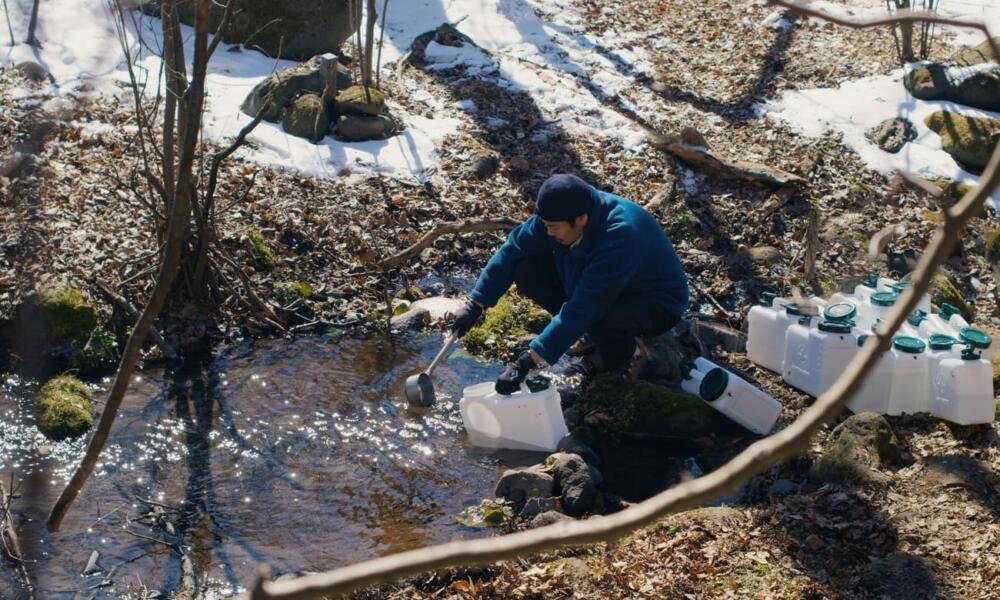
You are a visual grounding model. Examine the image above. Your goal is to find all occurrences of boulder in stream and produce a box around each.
[546,452,598,517]
[495,467,555,505]
[36,375,93,441]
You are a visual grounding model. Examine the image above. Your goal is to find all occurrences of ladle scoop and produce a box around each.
[404,333,457,406]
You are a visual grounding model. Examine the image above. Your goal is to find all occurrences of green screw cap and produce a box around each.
[893,336,926,354]
[928,334,959,351]
[824,303,857,322]
[871,291,899,307]
[759,292,776,307]
[784,303,802,316]
[863,272,879,287]
[818,320,853,334]
[961,346,982,361]
[907,309,927,326]
[939,303,959,319]
[699,368,729,403]
[959,327,991,349]
[890,281,912,294]
[525,375,551,393]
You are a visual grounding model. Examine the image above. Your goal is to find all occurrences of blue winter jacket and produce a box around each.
[468,189,689,365]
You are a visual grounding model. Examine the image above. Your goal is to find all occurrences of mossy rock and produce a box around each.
[334,85,385,116]
[905,64,1000,112]
[36,375,93,440]
[274,281,313,304]
[337,114,395,141]
[394,286,426,302]
[577,375,721,441]
[810,413,901,486]
[248,230,279,270]
[924,111,1000,170]
[986,229,1000,265]
[461,291,551,360]
[241,56,352,121]
[38,286,97,345]
[950,36,1000,67]
[282,94,329,142]
[931,274,972,322]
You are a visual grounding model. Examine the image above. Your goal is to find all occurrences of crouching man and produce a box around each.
[449,174,690,394]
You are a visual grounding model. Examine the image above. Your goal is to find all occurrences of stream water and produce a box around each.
[0,333,553,598]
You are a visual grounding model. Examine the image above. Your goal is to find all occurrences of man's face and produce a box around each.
[542,214,588,246]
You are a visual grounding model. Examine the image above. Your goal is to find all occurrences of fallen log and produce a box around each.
[643,126,804,187]
[383,217,520,268]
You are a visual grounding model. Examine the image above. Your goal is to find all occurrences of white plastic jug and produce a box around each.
[930,346,995,425]
[783,314,859,398]
[459,381,568,452]
[747,296,806,373]
[875,278,932,313]
[847,336,929,415]
[828,292,866,328]
[860,291,899,331]
[682,357,782,435]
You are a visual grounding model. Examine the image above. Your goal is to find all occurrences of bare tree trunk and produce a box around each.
[3,0,15,47]
[364,0,377,88]
[26,0,40,46]
[899,0,915,61]
[46,0,212,532]
[375,0,390,88]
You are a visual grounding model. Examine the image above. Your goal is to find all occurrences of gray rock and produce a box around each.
[15,61,50,83]
[241,56,351,122]
[169,0,356,61]
[556,434,600,466]
[546,452,597,518]
[866,117,917,154]
[282,94,329,142]
[748,245,781,265]
[690,319,747,353]
[83,550,101,575]
[529,510,573,528]
[389,306,429,332]
[810,413,902,486]
[519,496,561,519]
[905,63,1000,113]
[471,152,499,180]
[495,467,555,504]
[767,478,798,496]
[337,114,396,142]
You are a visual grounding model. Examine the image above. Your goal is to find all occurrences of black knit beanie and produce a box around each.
[535,174,595,222]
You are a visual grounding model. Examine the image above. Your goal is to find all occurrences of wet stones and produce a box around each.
[546,452,598,518]
[494,467,555,505]
[809,413,902,487]
[866,117,917,154]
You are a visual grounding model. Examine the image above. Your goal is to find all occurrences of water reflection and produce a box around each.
[0,334,524,598]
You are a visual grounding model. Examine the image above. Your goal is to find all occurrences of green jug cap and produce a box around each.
[961,346,981,361]
[890,281,911,294]
[784,303,802,316]
[525,375,551,393]
[939,303,958,319]
[797,316,812,326]
[818,320,852,333]
[907,309,927,326]
[893,336,926,354]
[759,292,777,306]
[824,303,857,322]
[928,334,959,350]
[871,291,899,307]
[699,368,729,403]
[857,334,870,347]
[863,272,879,287]
[959,327,991,349]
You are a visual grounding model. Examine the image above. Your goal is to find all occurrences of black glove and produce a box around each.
[449,301,483,337]
[495,351,537,395]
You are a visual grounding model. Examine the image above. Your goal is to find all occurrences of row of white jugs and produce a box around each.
[747,274,996,424]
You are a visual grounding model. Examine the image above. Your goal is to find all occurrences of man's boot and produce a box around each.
[566,334,597,357]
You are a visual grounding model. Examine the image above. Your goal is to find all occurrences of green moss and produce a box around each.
[931,275,972,322]
[394,286,426,302]
[392,302,411,316]
[273,281,313,304]
[577,375,716,441]
[992,353,1000,397]
[986,230,1000,265]
[666,211,697,242]
[36,375,93,440]
[334,85,386,116]
[67,328,119,374]
[249,230,279,270]
[809,414,900,486]
[39,287,97,344]
[924,111,1000,169]
[461,290,551,360]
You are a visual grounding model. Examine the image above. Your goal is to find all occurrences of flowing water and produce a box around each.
[0,334,551,598]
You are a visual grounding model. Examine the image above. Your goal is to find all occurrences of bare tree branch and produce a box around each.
[242,4,1000,598]
[382,217,520,268]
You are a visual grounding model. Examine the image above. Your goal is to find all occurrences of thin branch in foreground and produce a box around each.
[382,217,520,268]
[242,4,1000,598]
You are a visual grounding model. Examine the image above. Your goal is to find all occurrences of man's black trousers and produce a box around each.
[513,255,680,371]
